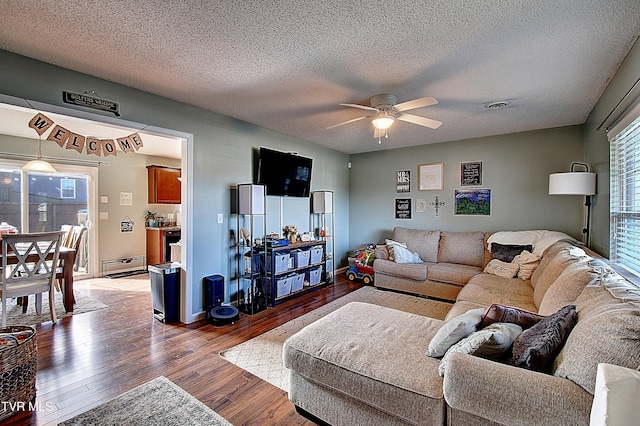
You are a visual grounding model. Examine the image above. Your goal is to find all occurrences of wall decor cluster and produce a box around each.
[28,113,143,157]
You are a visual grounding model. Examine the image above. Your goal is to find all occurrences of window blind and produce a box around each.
[610,113,640,276]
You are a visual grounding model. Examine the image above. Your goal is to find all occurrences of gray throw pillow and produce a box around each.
[491,242,533,262]
[511,305,577,372]
[438,323,523,376]
[426,308,484,358]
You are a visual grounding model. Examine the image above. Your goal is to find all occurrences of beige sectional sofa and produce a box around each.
[283,229,640,425]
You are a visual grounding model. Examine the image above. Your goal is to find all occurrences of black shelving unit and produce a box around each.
[263,240,327,306]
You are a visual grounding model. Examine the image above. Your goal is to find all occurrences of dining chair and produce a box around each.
[1,231,64,327]
[54,225,86,302]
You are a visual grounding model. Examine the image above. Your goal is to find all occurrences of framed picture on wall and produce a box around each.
[396,170,410,193]
[395,198,412,219]
[454,189,491,215]
[418,162,444,191]
[461,161,482,186]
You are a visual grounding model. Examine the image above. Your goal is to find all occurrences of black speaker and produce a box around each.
[203,275,239,326]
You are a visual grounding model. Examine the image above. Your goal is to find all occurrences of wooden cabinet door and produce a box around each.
[147,166,181,204]
[146,228,163,265]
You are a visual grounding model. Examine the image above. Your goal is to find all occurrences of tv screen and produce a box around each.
[256,147,312,197]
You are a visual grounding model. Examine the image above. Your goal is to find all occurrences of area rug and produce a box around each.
[59,376,232,426]
[220,286,452,392]
[0,290,107,325]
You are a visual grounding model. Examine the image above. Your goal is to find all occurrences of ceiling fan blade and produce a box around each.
[340,103,379,112]
[326,115,369,129]
[397,113,442,129]
[394,96,438,112]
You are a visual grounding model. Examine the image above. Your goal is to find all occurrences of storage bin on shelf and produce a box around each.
[307,267,322,286]
[266,253,290,274]
[310,246,323,264]
[276,275,293,297]
[291,249,310,268]
[290,272,305,292]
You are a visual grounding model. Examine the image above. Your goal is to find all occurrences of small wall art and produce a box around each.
[395,198,412,219]
[418,162,444,191]
[461,161,482,186]
[454,189,491,215]
[396,170,410,193]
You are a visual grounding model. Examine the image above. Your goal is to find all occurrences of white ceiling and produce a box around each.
[1,0,639,154]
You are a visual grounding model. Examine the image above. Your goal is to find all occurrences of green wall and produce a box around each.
[348,126,587,248]
[583,38,640,257]
[0,50,349,323]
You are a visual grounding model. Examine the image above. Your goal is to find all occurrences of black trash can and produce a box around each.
[148,262,181,323]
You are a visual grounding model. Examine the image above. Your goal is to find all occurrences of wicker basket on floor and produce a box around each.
[0,325,37,421]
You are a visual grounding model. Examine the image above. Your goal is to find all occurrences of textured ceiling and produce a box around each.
[1,0,639,154]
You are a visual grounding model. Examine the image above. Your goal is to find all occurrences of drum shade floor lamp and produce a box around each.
[549,162,596,246]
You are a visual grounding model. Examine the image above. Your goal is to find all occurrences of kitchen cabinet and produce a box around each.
[147,165,181,204]
[146,227,181,265]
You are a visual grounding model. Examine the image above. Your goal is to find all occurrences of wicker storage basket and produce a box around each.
[0,326,37,421]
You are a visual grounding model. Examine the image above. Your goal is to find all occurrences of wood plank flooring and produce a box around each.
[5,272,363,425]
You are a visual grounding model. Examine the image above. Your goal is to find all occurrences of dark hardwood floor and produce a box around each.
[6,272,363,425]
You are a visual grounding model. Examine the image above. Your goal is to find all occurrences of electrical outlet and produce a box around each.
[217,213,223,224]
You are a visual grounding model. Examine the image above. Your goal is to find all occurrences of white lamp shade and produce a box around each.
[549,172,596,195]
[590,363,640,426]
[22,159,57,173]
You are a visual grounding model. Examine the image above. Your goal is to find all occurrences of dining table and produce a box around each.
[1,245,76,313]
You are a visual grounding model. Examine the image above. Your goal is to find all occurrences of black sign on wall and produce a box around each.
[395,198,412,219]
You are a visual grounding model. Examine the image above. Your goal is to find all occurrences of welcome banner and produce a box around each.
[28,113,143,157]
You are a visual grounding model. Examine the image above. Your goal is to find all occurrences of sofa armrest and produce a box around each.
[443,352,592,426]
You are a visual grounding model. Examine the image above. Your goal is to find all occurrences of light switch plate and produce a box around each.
[100,212,108,220]
[100,196,109,203]
[217,213,223,224]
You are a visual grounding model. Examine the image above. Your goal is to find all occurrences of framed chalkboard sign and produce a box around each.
[461,161,482,186]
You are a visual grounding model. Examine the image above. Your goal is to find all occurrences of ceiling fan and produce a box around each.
[327,94,442,143]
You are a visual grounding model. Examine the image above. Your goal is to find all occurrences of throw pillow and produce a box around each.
[491,242,533,262]
[426,308,485,358]
[392,244,423,264]
[385,239,407,261]
[481,304,545,328]
[511,305,577,372]
[438,323,523,376]
[512,250,541,280]
[484,259,520,278]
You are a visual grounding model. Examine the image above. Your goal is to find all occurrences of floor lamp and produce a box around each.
[549,162,596,246]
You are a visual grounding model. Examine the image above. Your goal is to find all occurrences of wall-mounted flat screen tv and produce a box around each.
[255,147,313,197]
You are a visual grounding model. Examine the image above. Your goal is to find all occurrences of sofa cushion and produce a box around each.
[283,302,447,425]
[532,245,590,308]
[537,260,597,316]
[530,240,582,289]
[439,323,523,376]
[512,250,541,280]
[393,227,440,263]
[490,242,533,262]
[428,263,482,285]
[438,231,485,267]
[460,273,538,312]
[392,244,423,264]
[511,305,577,373]
[445,300,490,322]
[426,308,485,357]
[373,258,428,281]
[553,276,640,395]
[481,304,545,328]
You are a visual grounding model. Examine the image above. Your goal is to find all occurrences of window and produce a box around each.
[610,112,640,276]
[60,177,76,199]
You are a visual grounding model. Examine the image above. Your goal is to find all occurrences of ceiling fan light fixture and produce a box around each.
[22,136,57,173]
[372,112,395,130]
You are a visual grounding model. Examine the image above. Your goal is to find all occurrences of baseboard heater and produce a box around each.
[102,256,147,278]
